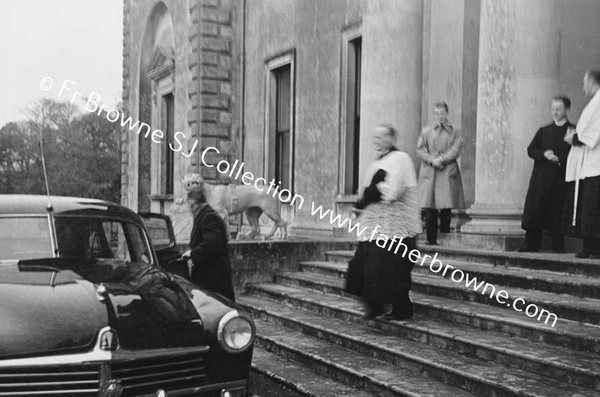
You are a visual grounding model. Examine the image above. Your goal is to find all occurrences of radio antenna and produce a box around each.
[38,121,53,212]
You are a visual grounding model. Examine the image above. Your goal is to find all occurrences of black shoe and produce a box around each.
[362,310,385,321]
[361,304,386,321]
[426,241,437,246]
[575,252,591,259]
[384,312,413,321]
[553,249,566,253]
[517,247,538,253]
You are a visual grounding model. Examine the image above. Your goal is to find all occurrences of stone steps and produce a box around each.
[302,259,600,299]
[252,346,373,397]
[280,266,600,326]
[325,248,600,277]
[242,295,598,397]
[252,318,476,397]
[300,261,600,352]
[415,260,600,299]
[411,272,600,325]
[417,233,584,253]
[245,282,600,393]
[245,243,600,396]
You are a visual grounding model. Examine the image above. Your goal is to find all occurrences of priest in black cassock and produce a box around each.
[519,96,574,253]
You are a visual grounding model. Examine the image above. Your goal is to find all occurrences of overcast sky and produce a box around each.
[0,0,123,126]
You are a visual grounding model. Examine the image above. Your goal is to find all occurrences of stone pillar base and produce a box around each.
[452,209,471,233]
[425,233,525,251]
[459,204,524,236]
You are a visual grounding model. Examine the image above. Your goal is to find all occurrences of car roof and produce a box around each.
[0,195,141,223]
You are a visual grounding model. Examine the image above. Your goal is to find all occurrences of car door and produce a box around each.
[139,213,189,279]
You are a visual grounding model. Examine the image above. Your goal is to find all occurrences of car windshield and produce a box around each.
[54,216,152,265]
[0,217,54,260]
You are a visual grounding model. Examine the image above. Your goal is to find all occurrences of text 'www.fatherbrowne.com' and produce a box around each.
[310,203,559,328]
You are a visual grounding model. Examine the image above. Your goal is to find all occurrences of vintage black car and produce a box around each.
[0,195,254,397]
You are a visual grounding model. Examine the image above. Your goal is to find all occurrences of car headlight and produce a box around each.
[217,311,255,353]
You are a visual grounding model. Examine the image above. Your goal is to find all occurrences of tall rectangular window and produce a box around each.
[344,37,362,194]
[266,52,294,194]
[274,65,291,190]
[162,93,175,195]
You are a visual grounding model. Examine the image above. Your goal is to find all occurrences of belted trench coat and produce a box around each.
[416,122,465,209]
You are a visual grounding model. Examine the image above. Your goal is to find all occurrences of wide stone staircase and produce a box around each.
[239,240,600,396]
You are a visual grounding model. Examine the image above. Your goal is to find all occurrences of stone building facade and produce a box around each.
[122,0,242,239]
[122,0,600,240]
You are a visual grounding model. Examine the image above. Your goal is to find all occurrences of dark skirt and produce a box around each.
[563,175,600,239]
[346,237,416,304]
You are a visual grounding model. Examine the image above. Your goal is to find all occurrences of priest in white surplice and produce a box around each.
[346,124,422,321]
[563,70,600,258]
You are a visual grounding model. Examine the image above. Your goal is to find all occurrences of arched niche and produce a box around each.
[137,2,175,212]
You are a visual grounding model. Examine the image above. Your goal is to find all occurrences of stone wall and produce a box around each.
[421,0,479,206]
[242,0,425,236]
[228,239,356,290]
[557,0,600,121]
[242,0,365,235]
[122,0,195,214]
[358,0,423,179]
[190,0,241,183]
[121,1,132,210]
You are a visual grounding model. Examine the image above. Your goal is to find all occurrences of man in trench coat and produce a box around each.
[417,102,465,244]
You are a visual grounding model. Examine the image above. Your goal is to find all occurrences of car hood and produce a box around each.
[0,258,205,359]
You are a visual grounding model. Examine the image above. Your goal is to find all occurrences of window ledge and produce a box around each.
[335,194,359,204]
[151,194,174,201]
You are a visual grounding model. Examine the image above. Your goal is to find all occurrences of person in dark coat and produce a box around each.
[182,185,236,301]
[519,96,574,253]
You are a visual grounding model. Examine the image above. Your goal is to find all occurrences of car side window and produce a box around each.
[125,223,152,264]
[144,217,172,248]
[55,218,106,259]
[55,217,151,264]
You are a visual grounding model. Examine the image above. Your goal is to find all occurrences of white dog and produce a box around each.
[182,173,288,240]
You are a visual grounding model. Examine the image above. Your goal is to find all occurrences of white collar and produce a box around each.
[554,119,568,127]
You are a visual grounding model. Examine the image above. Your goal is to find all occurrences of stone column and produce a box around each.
[421,0,481,207]
[359,0,423,180]
[461,0,560,235]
